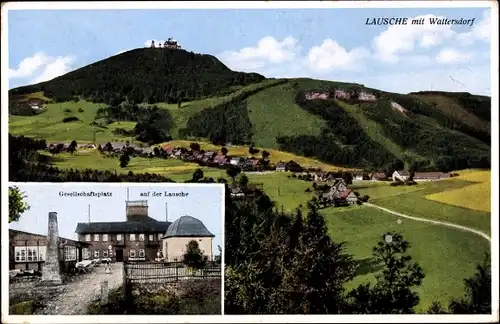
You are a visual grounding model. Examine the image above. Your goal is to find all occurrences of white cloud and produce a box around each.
[457,10,491,45]
[436,48,473,64]
[8,52,51,79]
[31,55,75,83]
[307,39,369,74]
[218,36,301,72]
[9,52,76,84]
[373,14,455,63]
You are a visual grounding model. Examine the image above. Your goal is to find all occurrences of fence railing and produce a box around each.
[123,261,221,285]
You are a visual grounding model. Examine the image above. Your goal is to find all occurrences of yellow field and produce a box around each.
[425,170,491,212]
[162,140,360,172]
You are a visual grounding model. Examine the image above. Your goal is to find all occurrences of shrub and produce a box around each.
[63,108,72,113]
[78,108,84,112]
[62,116,79,123]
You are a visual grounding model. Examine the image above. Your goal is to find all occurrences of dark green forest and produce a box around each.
[9,48,265,104]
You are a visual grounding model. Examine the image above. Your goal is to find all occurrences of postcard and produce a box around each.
[6,183,223,316]
[2,1,498,323]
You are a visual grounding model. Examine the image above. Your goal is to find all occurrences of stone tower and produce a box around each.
[41,212,62,285]
[126,200,149,221]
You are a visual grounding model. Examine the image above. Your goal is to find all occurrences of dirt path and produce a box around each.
[37,263,124,315]
[364,202,491,242]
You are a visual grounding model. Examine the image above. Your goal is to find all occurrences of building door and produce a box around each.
[115,249,124,262]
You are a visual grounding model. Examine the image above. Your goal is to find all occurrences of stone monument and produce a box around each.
[41,212,63,285]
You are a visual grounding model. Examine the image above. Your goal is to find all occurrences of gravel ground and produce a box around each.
[38,263,124,315]
[10,263,124,315]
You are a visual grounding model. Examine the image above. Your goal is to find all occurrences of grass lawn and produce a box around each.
[352,179,491,235]
[43,150,205,176]
[145,79,285,138]
[162,140,359,172]
[323,205,490,313]
[9,100,137,143]
[246,82,326,149]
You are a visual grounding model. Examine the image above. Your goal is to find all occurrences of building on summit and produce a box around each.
[150,37,182,50]
[75,199,213,262]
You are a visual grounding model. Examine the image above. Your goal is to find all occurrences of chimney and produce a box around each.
[41,212,62,285]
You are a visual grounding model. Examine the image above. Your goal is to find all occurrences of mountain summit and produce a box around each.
[9,47,265,104]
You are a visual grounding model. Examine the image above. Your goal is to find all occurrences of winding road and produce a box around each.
[364,202,491,242]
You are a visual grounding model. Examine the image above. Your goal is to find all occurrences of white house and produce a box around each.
[161,216,214,262]
[392,170,410,182]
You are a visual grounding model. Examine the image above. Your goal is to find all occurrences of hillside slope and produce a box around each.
[8,49,491,171]
[9,48,265,104]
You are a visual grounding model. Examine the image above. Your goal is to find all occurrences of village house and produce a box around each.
[75,199,214,262]
[392,170,411,182]
[353,173,364,181]
[413,172,451,181]
[358,91,377,102]
[370,172,388,181]
[230,157,243,166]
[332,89,352,101]
[304,91,330,100]
[9,229,91,273]
[276,162,287,172]
[320,178,357,205]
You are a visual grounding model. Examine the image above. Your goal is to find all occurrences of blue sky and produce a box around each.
[7,6,492,95]
[8,184,224,253]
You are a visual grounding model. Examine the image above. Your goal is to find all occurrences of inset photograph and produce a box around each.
[7,183,223,315]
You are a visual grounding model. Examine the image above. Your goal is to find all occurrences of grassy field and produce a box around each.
[425,170,491,213]
[162,140,359,172]
[351,177,491,235]
[9,100,137,143]
[144,79,286,138]
[323,205,490,313]
[246,82,326,149]
[410,93,490,133]
[42,150,204,175]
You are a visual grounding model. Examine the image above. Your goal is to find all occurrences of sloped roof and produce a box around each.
[395,170,411,176]
[164,216,214,238]
[75,220,171,234]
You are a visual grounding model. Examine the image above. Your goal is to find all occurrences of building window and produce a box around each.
[149,234,154,242]
[82,248,90,259]
[94,249,100,258]
[130,234,135,241]
[158,233,162,240]
[102,234,108,242]
[27,247,37,261]
[139,249,145,257]
[64,246,76,261]
[85,234,91,242]
[139,234,145,241]
[15,246,46,262]
[116,234,122,241]
[129,249,136,258]
[103,250,108,257]
[94,234,100,241]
